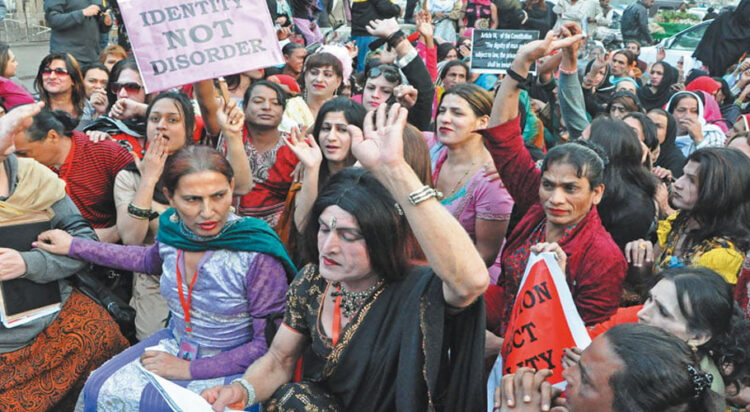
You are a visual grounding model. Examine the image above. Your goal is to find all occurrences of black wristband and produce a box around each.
[387,30,406,49]
[506,68,532,90]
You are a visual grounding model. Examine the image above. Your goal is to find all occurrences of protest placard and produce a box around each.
[500,252,591,386]
[470,29,539,74]
[116,0,284,93]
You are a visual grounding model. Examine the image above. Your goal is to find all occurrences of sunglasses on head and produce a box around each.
[42,67,69,76]
[110,82,143,94]
[368,65,400,84]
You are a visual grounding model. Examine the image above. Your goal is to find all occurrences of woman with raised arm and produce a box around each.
[202,103,489,411]
[482,25,626,341]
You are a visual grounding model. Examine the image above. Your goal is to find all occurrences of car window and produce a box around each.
[670,23,709,50]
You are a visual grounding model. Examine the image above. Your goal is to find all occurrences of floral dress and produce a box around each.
[655,213,744,284]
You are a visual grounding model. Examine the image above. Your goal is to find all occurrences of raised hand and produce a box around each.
[136,135,169,183]
[416,10,434,39]
[216,98,245,138]
[394,85,418,108]
[282,125,322,170]
[0,102,44,153]
[349,103,409,171]
[516,28,586,65]
[366,18,401,39]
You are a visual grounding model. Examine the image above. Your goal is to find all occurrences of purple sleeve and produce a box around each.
[189,253,289,379]
[69,238,163,276]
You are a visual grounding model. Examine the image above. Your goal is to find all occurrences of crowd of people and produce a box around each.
[0,0,750,411]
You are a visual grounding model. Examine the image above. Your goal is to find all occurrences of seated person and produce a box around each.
[626,147,750,285]
[36,145,295,410]
[0,103,128,411]
[201,104,488,411]
[494,323,724,412]
[13,110,133,242]
[482,27,626,343]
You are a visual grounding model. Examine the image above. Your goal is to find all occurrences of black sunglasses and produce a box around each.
[110,82,143,94]
[368,65,401,84]
[41,67,69,76]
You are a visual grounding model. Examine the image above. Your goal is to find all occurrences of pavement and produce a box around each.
[8,41,50,93]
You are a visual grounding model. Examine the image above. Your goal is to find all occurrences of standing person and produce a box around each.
[523,0,557,35]
[36,145,295,411]
[362,18,435,131]
[98,45,127,72]
[625,40,648,74]
[590,0,613,40]
[350,0,400,72]
[462,0,498,29]
[0,43,34,109]
[202,104,488,411]
[693,0,750,76]
[553,0,594,30]
[44,0,112,66]
[0,103,129,412]
[290,0,323,45]
[427,0,462,43]
[620,0,654,47]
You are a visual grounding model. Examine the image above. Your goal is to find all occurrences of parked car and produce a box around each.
[639,19,711,71]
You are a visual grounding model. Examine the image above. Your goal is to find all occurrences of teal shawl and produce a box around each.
[157,208,297,282]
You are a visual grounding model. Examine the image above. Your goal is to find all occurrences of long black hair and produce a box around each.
[588,116,657,250]
[650,267,750,394]
[606,323,722,412]
[676,147,750,251]
[301,168,410,281]
[311,97,366,188]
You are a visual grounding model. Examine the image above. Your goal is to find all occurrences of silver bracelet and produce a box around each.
[231,378,256,408]
[407,185,442,206]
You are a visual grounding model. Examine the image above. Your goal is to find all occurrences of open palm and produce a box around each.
[349,103,409,171]
[283,125,322,169]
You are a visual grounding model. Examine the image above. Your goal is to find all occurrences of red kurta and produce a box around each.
[481,116,627,335]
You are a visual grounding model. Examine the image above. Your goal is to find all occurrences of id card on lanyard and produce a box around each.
[176,250,200,361]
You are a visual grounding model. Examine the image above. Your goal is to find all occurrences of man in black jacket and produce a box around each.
[620,0,654,47]
[351,0,400,72]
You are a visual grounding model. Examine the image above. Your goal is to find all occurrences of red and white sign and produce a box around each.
[501,252,591,385]
[117,0,284,93]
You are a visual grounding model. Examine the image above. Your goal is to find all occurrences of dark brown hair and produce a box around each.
[161,145,234,195]
[34,53,87,117]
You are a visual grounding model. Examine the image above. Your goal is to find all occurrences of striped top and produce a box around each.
[54,131,133,228]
